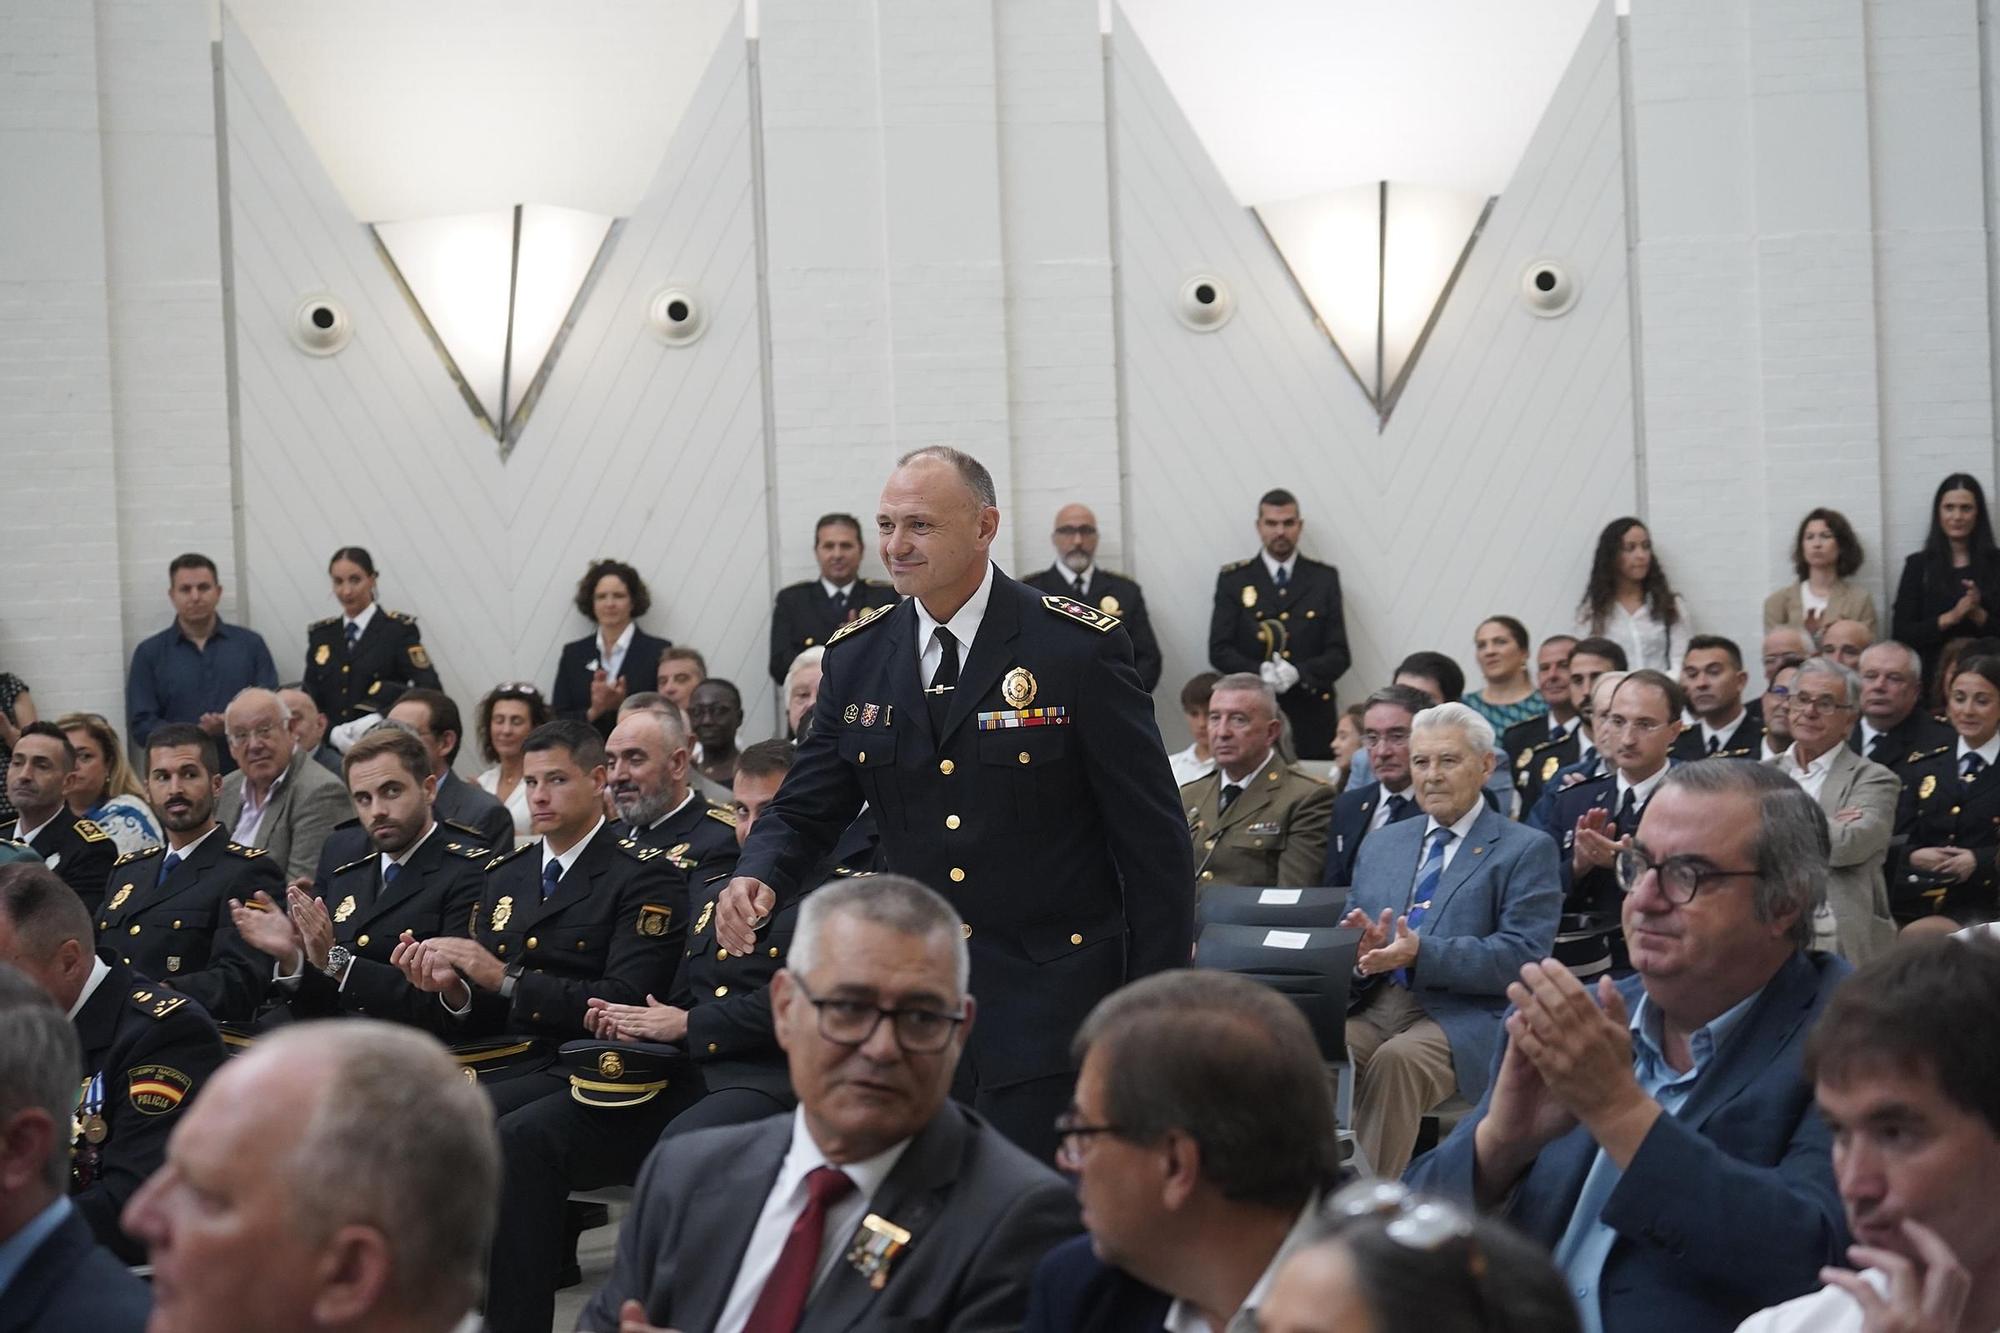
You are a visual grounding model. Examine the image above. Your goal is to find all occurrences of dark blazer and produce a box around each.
[0,812,115,913]
[1524,751,1607,833]
[96,830,283,1024]
[1320,781,1420,888]
[1022,566,1162,691]
[0,1205,150,1333]
[1504,716,1579,815]
[1849,710,1954,772]
[1022,1235,1172,1333]
[1209,555,1351,759]
[552,628,674,738]
[1407,952,1851,1333]
[1891,742,2000,921]
[436,769,516,850]
[1546,769,1672,914]
[770,578,901,684]
[580,1104,1082,1333]
[734,568,1195,1090]
[1892,549,2000,687]
[301,608,441,725]
[1670,711,1765,762]
[620,793,742,883]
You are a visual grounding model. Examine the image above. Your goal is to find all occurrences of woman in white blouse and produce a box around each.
[474,683,550,848]
[1574,517,1692,674]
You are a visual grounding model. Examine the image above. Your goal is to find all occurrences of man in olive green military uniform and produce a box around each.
[1183,672,1333,889]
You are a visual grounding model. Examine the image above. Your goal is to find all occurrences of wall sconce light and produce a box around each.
[1254,182,1492,425]
[372,204,620,455]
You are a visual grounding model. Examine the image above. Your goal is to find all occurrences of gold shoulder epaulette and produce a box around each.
[441,840,492,860]
[828,602,894,645]
[1221,558,1251,572]
[1041,594,1120,633]
[442,818,485,838]
[311,615,340,629]
[485,841,534,872]
[618,837,664,864]
[704,806,738,828]
[130,988,187,1020]
[74,818,110,844]
[224,842,267,858]
[334,853,374,876]
[385,608,416,623]
[113,844,162,867]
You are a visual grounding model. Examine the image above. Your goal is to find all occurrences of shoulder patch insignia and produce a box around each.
[128,1065,192,1114]
[386,609,416,623]
[74,819,110,844]
[1042,594,1121,632]
[113,845,162,867]
[637,904,673,936]
[705,806,738,828]
[225,842,267,858]
[130,989,187,1020]
[485,842,534,872]
[1221,558,1251,572]
[828,601,894,645]
[311,615,340,630]
[444,841,491,860]
[408,643,432,670]
[1516,746,1534,769]
[1920,774,1938,800]
[442,819,485,837]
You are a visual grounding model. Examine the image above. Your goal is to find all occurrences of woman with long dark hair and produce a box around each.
[1892,474,2000,688]
[1574,517,1689,673]
[300,546,442,726]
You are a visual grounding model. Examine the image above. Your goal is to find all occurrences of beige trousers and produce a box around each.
[1345,984,1456,1180]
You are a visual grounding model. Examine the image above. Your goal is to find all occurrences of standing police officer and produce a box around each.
[1209,488,1351,759]
[1023,502,1163,691]
[301,546,441,727]
[767,513,901,686]
[715,446,1193,1159]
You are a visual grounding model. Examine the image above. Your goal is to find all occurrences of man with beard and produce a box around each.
[1209,488,1351,759]
[229,726,489,1025]
[606,706,738,881]
[1024,502,1162,691]
[688,679,746,789]
[768,513,900,686]
[96,724,281,1024]
[0,722,115,909]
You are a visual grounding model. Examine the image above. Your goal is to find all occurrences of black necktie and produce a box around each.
[1218,783,1242,813]
[1385,793,1416,824]
[1964,753,1986,784]
[1866,729,1892,764]
[927,628,959,733]
[1706,734,1721,756]
[831,589,847,615]
[1615,786,1638,833]
[1072,575,1086,599]
[1273,566,1289,590]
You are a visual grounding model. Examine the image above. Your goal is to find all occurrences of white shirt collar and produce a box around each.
[1162,1200,1321,1333]
[1259,551,1297,583]
[1055,562,1096,590]
[774,1102,912,1224]
[597,621,636,662]
[647,788,698,830]
[1958,733,2000,768]
[67,956,112,1021]
[913,561,996,667]
[819,576,858,599]
[13,810,60,845]
[1782,742,1840,780]
[541,816,607,877]
[1617,760,1672,807]
[1424,799,1486,843]
[1701,709,1748,747]
[346,602,378,637]
[380,820,437,875]
[166,821,225,858]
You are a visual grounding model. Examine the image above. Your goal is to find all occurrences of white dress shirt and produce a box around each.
[12,810,57,848]
[66,956,112,1020]
[913,561,996,683]
[1735,1270,1887,1332]
[232,760,292,845]
[715,1106,914,1333]
[1615,761,1672,815]
[819,577,859,601]
[1056,563,1097,599]
[345,601,379,640]
[1162,1201,1320,1333]
[1577,595,1690,674]
[594,623,636,681]
[542,816,606,881]
[1775,743,1839,803]
[1259,552,1297,584]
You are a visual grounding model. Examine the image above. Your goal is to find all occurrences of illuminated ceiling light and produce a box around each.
[1255,182,1492,425]
[372,204,619,453]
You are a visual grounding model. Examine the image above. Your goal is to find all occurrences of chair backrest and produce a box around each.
[1198,885,1351,929]
[1192,922,1362,1063]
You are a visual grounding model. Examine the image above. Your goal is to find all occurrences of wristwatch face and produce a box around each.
[323,945,351,978]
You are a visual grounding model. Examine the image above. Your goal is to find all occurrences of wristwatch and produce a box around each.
[321,945,352,980]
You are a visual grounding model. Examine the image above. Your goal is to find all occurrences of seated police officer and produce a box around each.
[607,704,739,878]
[0,861,226,1264]
[2,722,116,910]
[96,723,281,1024]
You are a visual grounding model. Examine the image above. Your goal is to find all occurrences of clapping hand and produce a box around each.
[229,891,301,968]
[1571,806,1629,876]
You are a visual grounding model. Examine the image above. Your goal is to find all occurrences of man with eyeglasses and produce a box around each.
[1323,685,1432,888]
[769,513,902,687]
[1761,664,1801,763]
[584,875,1079,1333]
[1548,670,1685,914]
[214,687,349,881]
[1848,641,1951,772]
[1757,626,1818,722]
[1768,658,1899,962]
[1410,761,1850,1333]
[1024,503,1163,691]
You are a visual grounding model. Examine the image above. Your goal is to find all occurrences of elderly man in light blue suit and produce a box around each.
[1340,701,1562,1178]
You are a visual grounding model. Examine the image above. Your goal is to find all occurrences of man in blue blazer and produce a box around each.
[1409,760,1850,1333]
[1321,684,1429,888]
[1340,702,1561,1179]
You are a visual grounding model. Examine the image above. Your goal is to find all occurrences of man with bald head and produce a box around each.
[1820,618,1873,672]
[606,705,739,881]
[1024,502,1162,691]
[717,446,1193,1158]
[768,512,900,686]
[216,687,349,880]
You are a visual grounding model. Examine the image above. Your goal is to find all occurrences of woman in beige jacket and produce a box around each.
[1764,507,1879,637]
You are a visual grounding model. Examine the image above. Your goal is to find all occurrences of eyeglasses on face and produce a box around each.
[1602,713,1669,736]
[1787,692,1853,716]
[1614,847,1759,904]
[792,979,963,1053]
[225,721,283,746]
[1052,1111,1131,1171]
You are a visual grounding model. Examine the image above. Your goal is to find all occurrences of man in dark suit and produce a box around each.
[1672,635,1764,761]
[1,723,115,910]
[1023,970,1343,1333]
[1322,685,1430,888]
[1208,488,1350,759]
[1409,761,1850,1333]
[1023,502,1162,691]
[97,724,282,1025]
[1853,640,1953,771]
[0,966,150,1333]
[0,864,225,1264]
[716,447,1193,1159]
[1339,702,1562,1178]
[583,875,1079,1333]
[1548,671,1685,915]
[769,512,902,685]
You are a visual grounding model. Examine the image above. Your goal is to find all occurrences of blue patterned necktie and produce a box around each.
[383,862,401,887]
[1273,565,1289,590]
[155,850,181,889]
[1397,827,1455,987]
[1963,752,1986,784]
[345,621,360,649]
[541,858,563,903]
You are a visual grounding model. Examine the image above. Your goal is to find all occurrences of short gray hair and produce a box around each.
[274,1023,499,1321]
[1409,701,1495,755]
[896,446,998,509]
[227,685,291,724]
[789,875,970,995]
[1793,656,1862,706]
[616,698,688,753]
[1657,760,1828,948]
[0,862,93,960]
[1210,671,1278,719]
[1862,639,1925,681]
[785,646,826,696]
[0,964,80,1192]
[1363,684,1435,718]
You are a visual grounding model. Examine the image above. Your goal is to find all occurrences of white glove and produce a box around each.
[1258,660,1280,686]
[329,712,383,753]
[1269,658,1302,693]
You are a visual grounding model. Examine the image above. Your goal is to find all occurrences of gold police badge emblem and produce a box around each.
[1542,755,1561,782]
[597,1050,625,1080]
[408,644,432,670]
[1241,585,1258,608]
[333,895,356,923]
[1099,595,1121,616]
[109,885,132,911]
[1001,667,1038,709]
[1920,774,1938,800]
[315,643,331,666]
[638,904,672,936]
[491,896,514,931]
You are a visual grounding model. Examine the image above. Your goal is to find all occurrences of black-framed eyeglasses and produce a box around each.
[793,979,964,1052]
[1615,847,1760,905]
[1052,1112,1131,1171]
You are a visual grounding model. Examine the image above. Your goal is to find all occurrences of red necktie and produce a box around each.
[741,1166,857,1333]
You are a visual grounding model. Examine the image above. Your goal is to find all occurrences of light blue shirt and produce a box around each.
[1552,987,1761,1333]
[0,1195,72,1302]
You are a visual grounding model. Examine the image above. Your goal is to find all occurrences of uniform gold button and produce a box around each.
[940,759,955,775]
[707,1042,719,1054]
[717,949,728,960]
[946,814,961,830]
[1307,609,1317,618]
[961,923,972,939]
[531,1011,541,1022]
[1952,806,1962,815]
[1200,870,1214,881]
[769,946,780,958]
[526,937,538,950]
[1204,837,1216,849]
[857,751,866,763]
[714,985,729,997]
[949,867,967,883]
[577,940,587,948]
[129,924,141,935]
[1018,752,1030,765]
[357,934,370,949]
[804,637,815,646]
[1279,611,1289,621]
[1281,649,1292,659]
[172,920,182,929]
[497,943,508,955]
[99,921,107,931]
[1069,933,1083,945]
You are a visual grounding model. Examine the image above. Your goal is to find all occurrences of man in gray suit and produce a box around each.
[385,688,514,850]
[1340,701,1562,1178]
[216,688,349,881]
[1768,656,1899,962]
[581,874,1080,1333]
